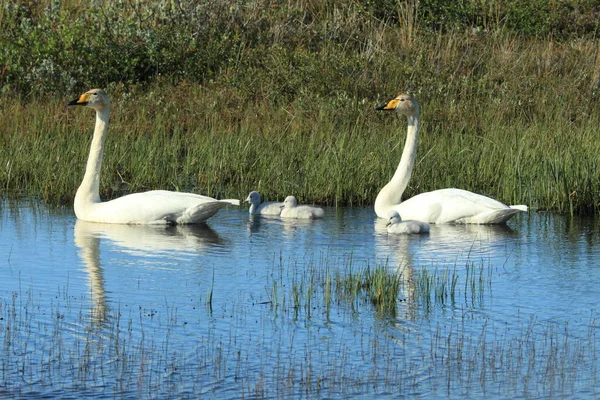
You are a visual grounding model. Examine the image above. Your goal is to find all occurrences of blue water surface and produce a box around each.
[0,200,598,399]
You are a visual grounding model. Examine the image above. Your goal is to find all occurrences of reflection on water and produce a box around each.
[373,216,520,267]
[74,223,107,325]
[424,222,519,262]
[1,201,600,398]
[372,218,520,320]
[74,219,227,257]
[73,220,228,325]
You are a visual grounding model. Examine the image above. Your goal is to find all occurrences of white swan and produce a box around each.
[374,93,527,224]
[386,210,430,234]
[67,89,240,224]
[280,196,325,219]
[245,191,283,215]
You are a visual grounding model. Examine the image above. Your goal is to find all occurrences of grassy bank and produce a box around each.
[1,82,599,214]
[1,1,600,214]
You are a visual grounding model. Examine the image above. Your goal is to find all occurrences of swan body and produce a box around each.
[280,196,325,219]
[386,211,430,234]
[68,89,239,225]
[375,94,527,224]
[245,191,283,215]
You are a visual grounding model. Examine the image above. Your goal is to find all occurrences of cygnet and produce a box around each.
[280,196,325,219]
[386,210,430,234]
[245,191,283,215]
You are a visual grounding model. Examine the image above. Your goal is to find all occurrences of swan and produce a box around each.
[280,196,325,219]
[386,210,430,234]
[67,89,240,224]
[245,191,283,215]
[374,93,527,224]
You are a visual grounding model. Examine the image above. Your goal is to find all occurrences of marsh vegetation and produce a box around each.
[1,1,600,397]
[1,0,600,214]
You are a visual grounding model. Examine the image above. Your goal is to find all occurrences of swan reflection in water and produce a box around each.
[422,222,519,263]
[247,214,282,234]
[74,220,226,325]
[376,219,519,265]
[280,217,320,238]
[247,213,318,239]
[374,218,520,320]
[374,218,426,320]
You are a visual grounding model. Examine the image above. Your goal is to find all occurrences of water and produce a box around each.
[1,200,599,399]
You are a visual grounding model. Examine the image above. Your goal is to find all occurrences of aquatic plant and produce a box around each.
[1,255,598,398]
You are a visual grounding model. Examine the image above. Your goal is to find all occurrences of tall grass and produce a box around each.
[1,82,599,214]
[1,1,600,214]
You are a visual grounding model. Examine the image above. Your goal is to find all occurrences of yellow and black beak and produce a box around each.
[375,98,400,111]
[66,93,91,106]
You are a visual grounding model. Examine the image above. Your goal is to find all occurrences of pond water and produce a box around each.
[0,199,599,399]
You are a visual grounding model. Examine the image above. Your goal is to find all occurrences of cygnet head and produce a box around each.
[386,210,402,227]
[282,195,298,209]
[67,88,109,111]
[375,93,419,118]
[245,191,261,205]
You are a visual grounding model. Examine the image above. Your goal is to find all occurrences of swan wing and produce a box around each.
[178,201,231,224]
[396,188,522,224]
[83,190,238,224]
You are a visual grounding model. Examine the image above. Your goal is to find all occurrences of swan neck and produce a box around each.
[374,114,420,218]
[392,115,419,186]
[75,106,110,212]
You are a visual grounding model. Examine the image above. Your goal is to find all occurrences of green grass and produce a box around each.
[2,1,600,214]
[270,252,491,320]
[1,84,599,215]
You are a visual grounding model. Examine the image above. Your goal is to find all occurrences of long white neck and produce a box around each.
[74,106,109,218]
[374,113,420,218]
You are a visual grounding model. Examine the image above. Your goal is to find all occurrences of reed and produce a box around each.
[361,265,403,316]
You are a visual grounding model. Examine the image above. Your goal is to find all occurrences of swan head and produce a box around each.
[386,210,402,227]
[67,89,109,111]
[375,94,419,117]
[281,195,298,209]
[245,191,261,204]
